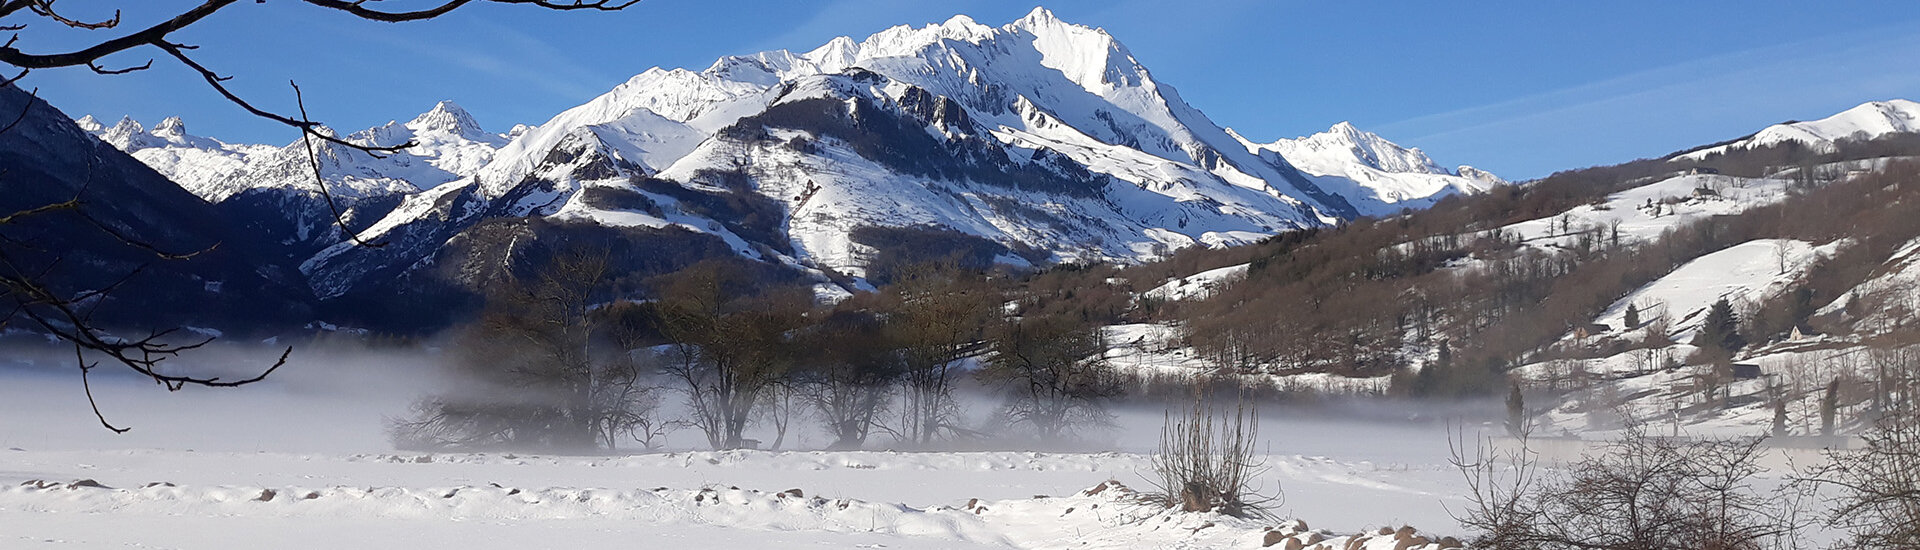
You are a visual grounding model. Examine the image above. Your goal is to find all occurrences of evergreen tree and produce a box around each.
[1822,378,1841,438]
[1506,382,1527,438]
[1694,298,1746,354]
[1772,397,1788,438]
[1625,303,1641,329]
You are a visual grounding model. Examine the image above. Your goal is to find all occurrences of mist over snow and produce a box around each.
[0,344,443,453]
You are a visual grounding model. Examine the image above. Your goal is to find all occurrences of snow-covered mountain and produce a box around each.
[83,101,505,202]
[83,102,510,260]
[1678,99,1920,160]
[1233,122,1505,215]
[84,9,1502,310]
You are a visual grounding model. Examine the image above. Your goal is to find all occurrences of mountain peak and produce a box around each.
[110,115,143,134]
[804,35,860,69]
[152,116,188,139]
[1014,6,1062,29]
[75,114,104,133]
[407,100,485,137]
[1252,122,1454,179]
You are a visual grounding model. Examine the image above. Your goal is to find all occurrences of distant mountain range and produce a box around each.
[66,9,1500,324]
[33,8,1917,335]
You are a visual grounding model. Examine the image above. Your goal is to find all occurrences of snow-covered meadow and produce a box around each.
[1,356,1482,550]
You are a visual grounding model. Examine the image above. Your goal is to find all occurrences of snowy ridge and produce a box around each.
[83,102,506,203]
[432,9,1490,280]
[1678,99,1920,160]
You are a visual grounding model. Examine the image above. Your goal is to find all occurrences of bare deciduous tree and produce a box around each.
[983,311,1123,439]
[795,307,902,450]
[390,249,664,451]
[884,264,995,446]
[0,0,633,144]
[1,0,638,431]
[652,261,809,450]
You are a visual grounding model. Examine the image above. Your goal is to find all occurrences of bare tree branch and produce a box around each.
[292,81,386,248]
[76,345,129,433]
[29,1,121,30]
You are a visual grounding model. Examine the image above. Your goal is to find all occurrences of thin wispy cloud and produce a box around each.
[1375,22,1920,176]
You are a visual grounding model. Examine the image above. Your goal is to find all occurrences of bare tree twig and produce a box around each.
[291,81,386,248]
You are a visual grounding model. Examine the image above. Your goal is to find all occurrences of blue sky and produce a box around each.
[21,0,1920,179]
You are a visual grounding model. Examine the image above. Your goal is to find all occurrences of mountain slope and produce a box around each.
[0,85,313,333]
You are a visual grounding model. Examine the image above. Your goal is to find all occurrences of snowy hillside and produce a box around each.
[1583,239,1834,344]
[1678,99,1920,160]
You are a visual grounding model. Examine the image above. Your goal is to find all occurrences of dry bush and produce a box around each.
[1452,424,1801,550]
[1149,394,1277,518]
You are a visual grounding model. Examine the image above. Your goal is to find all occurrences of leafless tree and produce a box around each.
[0,150,287,433]
[794,307,902,450]
[982,311,1123,439]
[0,1,633,139]
[884,264,996,446]
[389,249,664,451]
[651,261,809,450]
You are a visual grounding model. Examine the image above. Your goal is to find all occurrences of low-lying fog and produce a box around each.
[1,342,1492,461]
[0,343,440,452]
